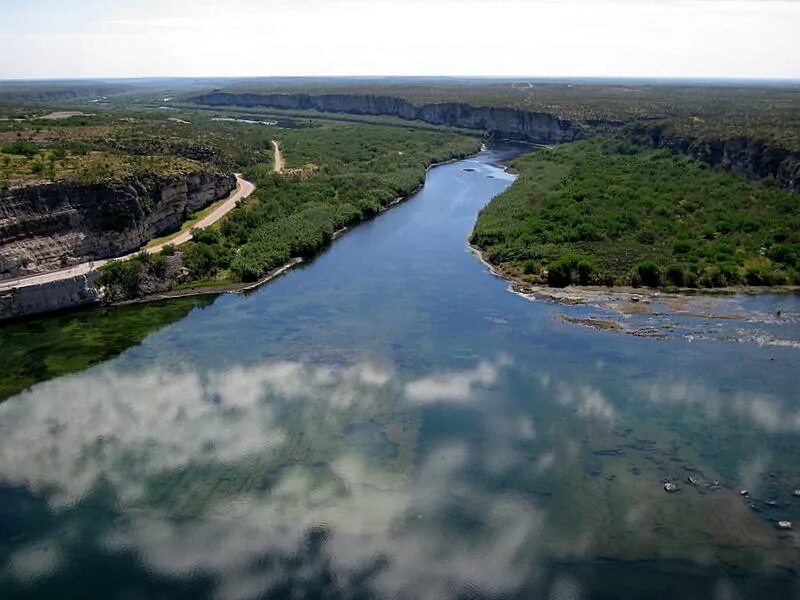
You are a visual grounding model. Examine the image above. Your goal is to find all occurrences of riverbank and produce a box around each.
[110,154,469,307]
[470,241,800,339]
[2,120,480,320]
[472,243,800,303]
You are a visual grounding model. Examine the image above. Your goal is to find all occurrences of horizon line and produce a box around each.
[2,75,800,85]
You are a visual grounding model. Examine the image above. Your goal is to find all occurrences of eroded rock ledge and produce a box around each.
[0,171,235,280]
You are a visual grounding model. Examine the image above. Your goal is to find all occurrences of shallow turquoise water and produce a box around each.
[1,146,800,598]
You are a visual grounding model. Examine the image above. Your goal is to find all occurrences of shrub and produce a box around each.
[98,259,143,299]
[672,240,693,255]
[191,227,221,245]
[522,260,540,275]
[150,254,168,278]
[707,263,741,287]
[665,264,685,286]
[576,260,595,285]
[636,229,656,245]
[767,244,799,268]
[1,139,39,158]
[745,266,788,286]
[547,259,574,287]
[633,261,661,287]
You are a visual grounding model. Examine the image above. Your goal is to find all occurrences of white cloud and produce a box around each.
[0,0,797,78]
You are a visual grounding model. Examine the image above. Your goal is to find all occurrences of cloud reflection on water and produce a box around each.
[404,354,513,404]
[640,376,800,433]
[0,354,555,598]
[1,352,795,597]
[0,359,403,508]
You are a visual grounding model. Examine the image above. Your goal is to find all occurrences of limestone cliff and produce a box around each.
[630,125,800,194]
[188,92,579,145]
[0,271,101,321]
[0,171,235,279]
[188,91,799,193]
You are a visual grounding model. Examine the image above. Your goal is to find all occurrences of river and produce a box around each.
[1,146,799,598]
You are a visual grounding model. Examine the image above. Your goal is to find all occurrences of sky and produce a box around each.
[0,0,798,80]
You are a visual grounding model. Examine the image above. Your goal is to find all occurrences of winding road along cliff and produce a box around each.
[0,175,253,320]
[1,171,237,281]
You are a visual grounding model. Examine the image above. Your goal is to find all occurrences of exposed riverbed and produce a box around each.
[1,146,799,598]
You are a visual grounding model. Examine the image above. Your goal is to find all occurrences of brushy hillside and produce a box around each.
[0,110,282,187]
[471,138,800,288]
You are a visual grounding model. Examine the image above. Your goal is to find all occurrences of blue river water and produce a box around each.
[1,146,800,598]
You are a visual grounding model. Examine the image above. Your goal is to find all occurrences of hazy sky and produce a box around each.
[0,0,798,80]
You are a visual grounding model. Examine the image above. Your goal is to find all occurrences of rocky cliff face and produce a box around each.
[0,171,235,279]
[189,92,579,144]
[631,125,800,194]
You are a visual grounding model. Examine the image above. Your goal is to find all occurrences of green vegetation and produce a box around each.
[0,297,211,402]
[229,124,477,280]
[1,138,40,157]
[471,138,800,288]
[4,79,798,297]
[0,111,265,186]
[99,121,479,291]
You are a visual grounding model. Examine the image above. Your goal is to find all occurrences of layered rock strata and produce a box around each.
[0,171,235,279]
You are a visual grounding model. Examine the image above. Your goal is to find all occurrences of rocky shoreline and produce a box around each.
[469,240,800,338]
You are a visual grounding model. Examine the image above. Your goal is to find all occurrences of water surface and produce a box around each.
[1,146,800,598]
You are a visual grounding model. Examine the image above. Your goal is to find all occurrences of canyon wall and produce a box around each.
[630,125,800,194]
[189,92,799,193]
[188,92,579,145]
[0,171,235,280]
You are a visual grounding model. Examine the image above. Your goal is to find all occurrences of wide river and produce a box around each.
[2,146,800,598]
